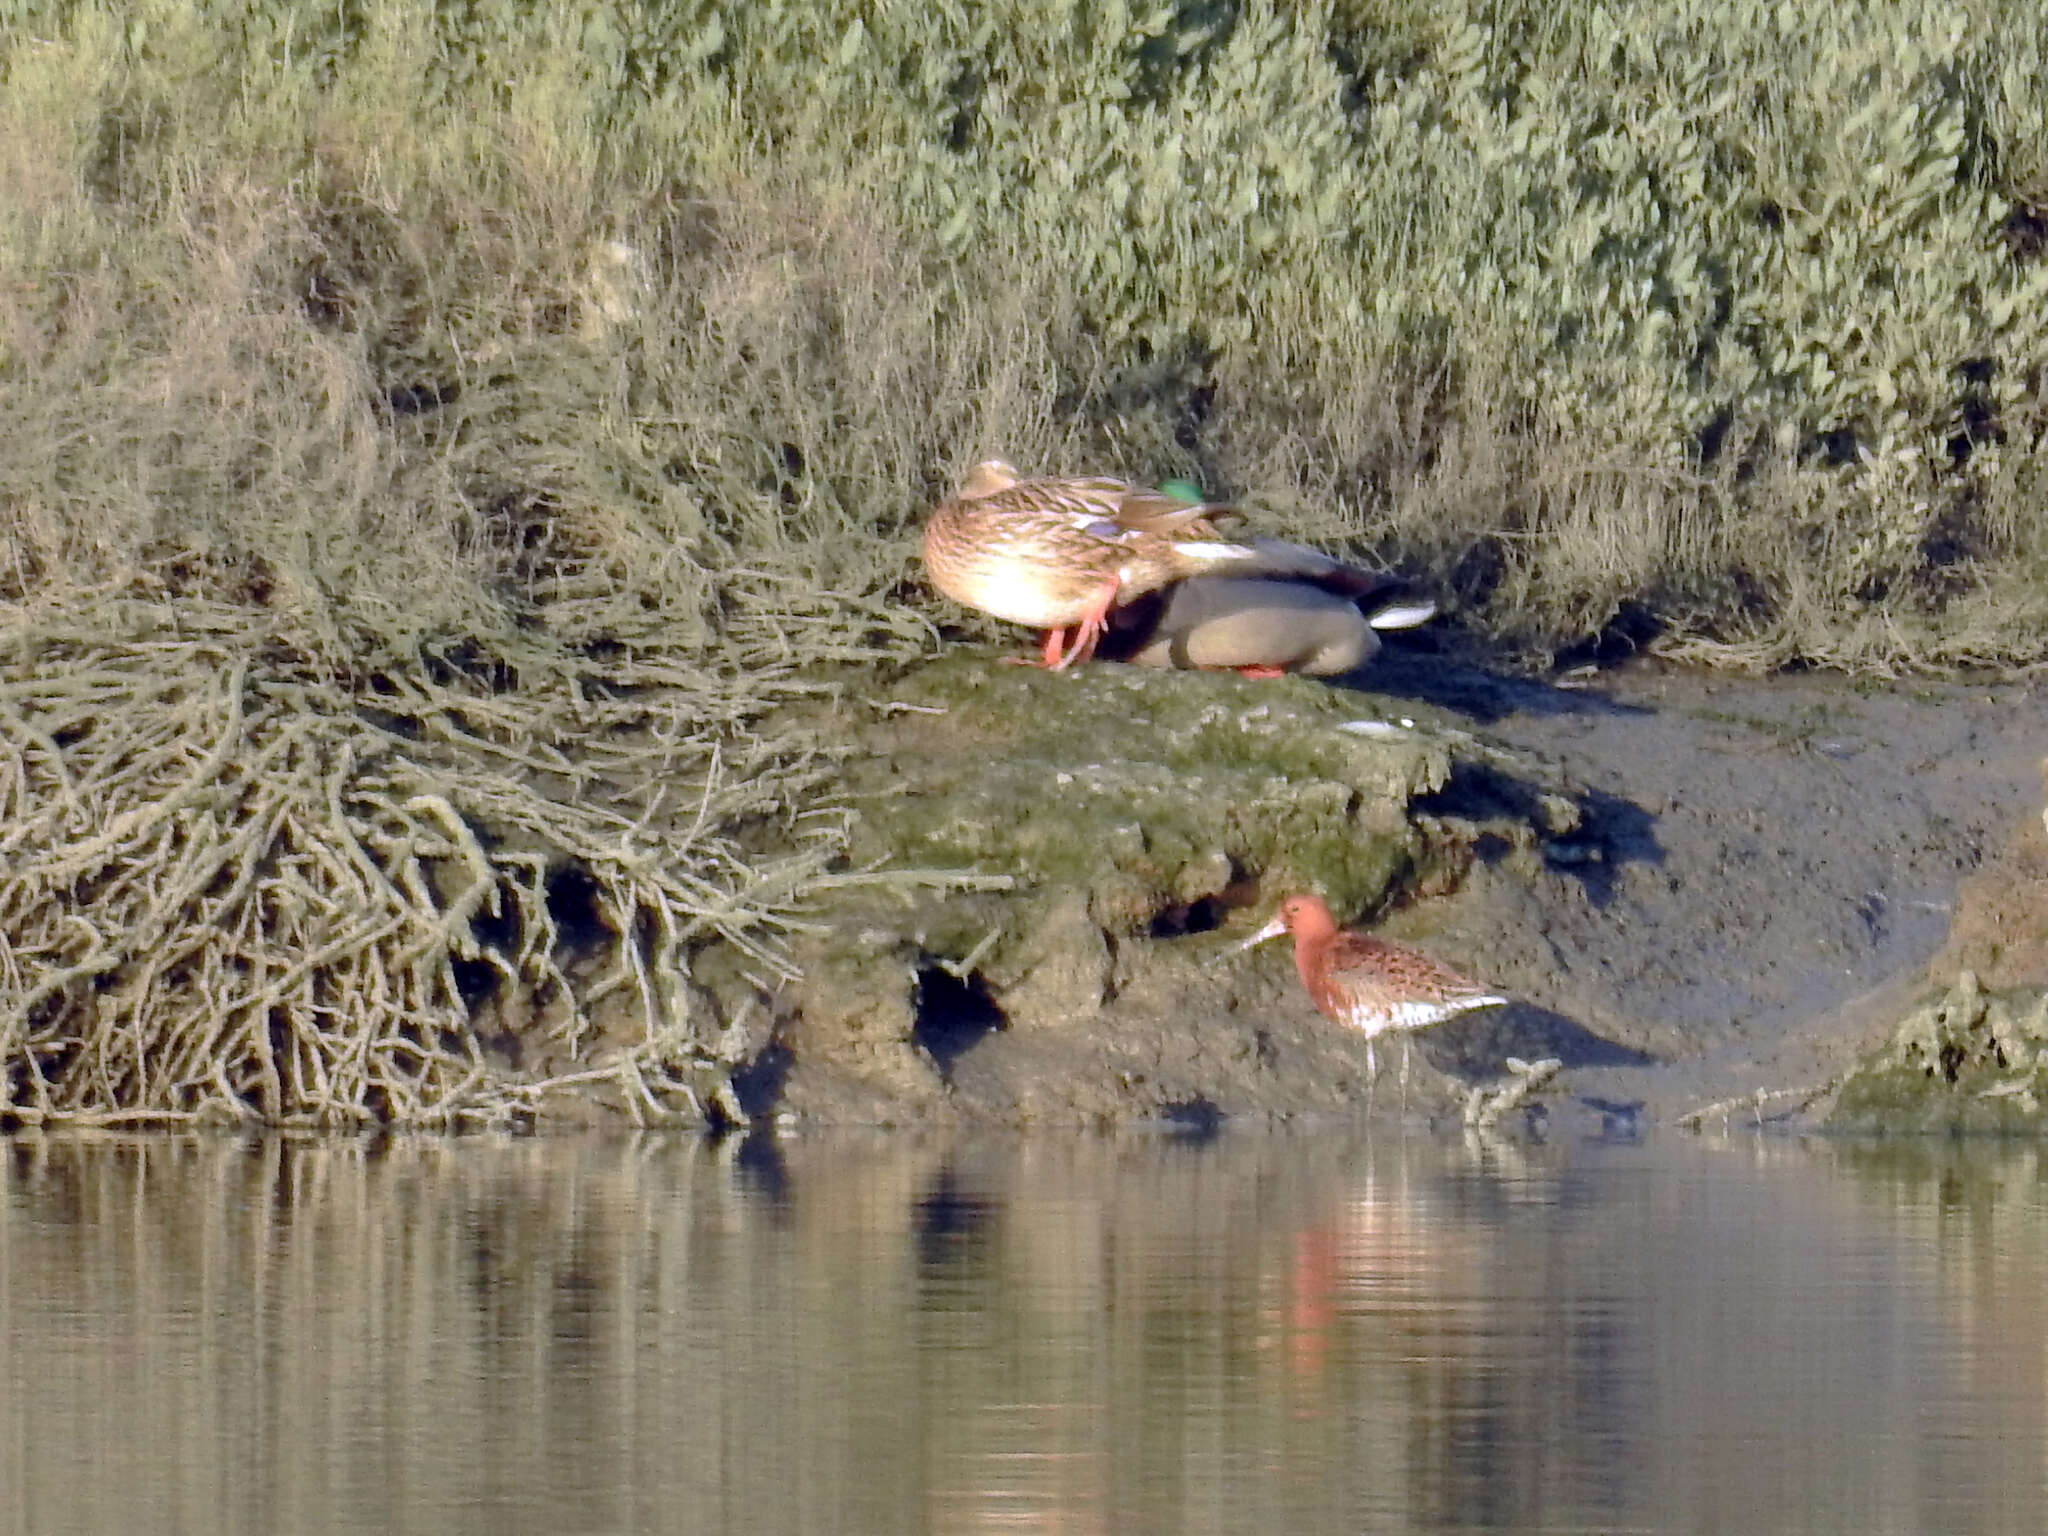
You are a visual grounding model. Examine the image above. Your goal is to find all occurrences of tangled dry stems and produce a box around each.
[0,597,931,1129]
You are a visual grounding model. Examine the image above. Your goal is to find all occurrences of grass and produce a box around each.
[1,0,2045,1122]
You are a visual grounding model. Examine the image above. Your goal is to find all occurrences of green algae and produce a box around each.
[754,652,1560,1091]
[1829,971,2048,1133]
[841,652,1452,938]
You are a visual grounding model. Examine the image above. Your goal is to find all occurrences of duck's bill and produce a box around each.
[1366,598,1438,631]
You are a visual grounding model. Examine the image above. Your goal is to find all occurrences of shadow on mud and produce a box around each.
[1425,1001,1657,1079]
[1356,645,1654,726]
[1559,788,1663,907]
[1414,760,1666,910]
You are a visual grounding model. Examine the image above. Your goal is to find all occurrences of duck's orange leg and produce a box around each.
[1233,664,1288,680]
[1050,577,1123,672]
[1002,628,1071,668]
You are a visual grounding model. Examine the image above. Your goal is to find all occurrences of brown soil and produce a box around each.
[754,641,2048,1135]
[1927,762,2048,991]
[1371,651,2047,1131]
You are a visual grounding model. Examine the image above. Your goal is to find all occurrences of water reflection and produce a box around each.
[1,1130,2045,1534]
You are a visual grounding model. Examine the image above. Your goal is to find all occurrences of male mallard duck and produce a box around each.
[1103,569,1437,677]
[921,459,1262,670]
[1101,473,1437,677]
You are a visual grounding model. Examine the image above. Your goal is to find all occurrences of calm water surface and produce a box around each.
[3,1128,2045,1535]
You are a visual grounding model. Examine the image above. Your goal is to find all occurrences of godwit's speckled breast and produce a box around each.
[1302,932,1506,1043]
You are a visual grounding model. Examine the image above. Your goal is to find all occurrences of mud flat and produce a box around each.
[755,646,2048,1136]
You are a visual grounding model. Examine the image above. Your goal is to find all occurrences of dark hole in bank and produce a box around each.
[1470,831,1515,865]
[1149,895,1229,938]
[1450,535,1506,609]
[422,638,518,694]
[385,380,457,416]
[544,865,611,960]
[450,956,498,1010]
[2001,198,2048,261]
[468,883,521,957]
[266,1007,291,1105]
[451,876,523,1012]
[728,1041,792,1121]
[913,965,1005,1076]
[1159,1097,1224,1137]
[1938,1041,1967,1084]
[1553,599,1663,669]
[1175,380,1215,451]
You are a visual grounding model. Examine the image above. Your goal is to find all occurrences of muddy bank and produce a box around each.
[748,643,2048,1134]
[745,652,1574,1128]
[1387,652,2048,1132]
[7,620,2034,1134]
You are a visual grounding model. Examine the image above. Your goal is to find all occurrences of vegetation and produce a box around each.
[1830,970,2048,1132]
[3,0,2046,1123]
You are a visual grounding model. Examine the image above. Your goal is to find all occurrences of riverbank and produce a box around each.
[3,618,2040,1131]
[7,3,2048,1130]
[730,641,2048,1134]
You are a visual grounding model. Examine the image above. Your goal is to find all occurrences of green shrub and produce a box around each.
[7,0,2047,667]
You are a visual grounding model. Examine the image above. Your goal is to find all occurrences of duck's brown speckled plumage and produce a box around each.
[921,459,1259,669]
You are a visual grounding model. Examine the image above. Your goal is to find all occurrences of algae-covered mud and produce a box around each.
[1829,974,2048,1134]
[1830,771,2048,1132]
[752,651,1587,1126]
[720,646,2048,1135]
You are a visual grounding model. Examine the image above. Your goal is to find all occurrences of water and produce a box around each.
[2,1129,2044,1535]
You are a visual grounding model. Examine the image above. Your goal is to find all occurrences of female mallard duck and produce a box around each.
[921,460,1262,670]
